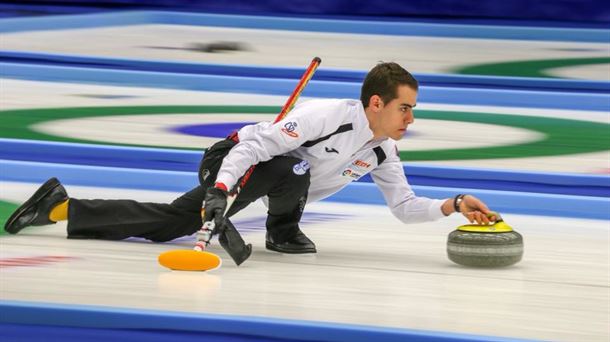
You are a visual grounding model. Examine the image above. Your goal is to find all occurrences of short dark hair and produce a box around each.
[360,62,418,108]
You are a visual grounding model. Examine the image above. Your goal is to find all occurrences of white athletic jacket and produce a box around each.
[216,99,446,223]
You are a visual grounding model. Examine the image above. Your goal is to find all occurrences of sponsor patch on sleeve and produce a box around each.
[281,121,299,138]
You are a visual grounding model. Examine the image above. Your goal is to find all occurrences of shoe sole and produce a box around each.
[4,178,61,234]
[265,241,317,254]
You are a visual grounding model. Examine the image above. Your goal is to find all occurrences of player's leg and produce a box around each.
[4,177,69,234]
[228,156,315,254]
[3,176,205,242]
[4,136,241,240]
[67,185,205,241]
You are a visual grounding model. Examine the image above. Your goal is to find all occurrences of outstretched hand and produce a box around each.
[459,195,496,224]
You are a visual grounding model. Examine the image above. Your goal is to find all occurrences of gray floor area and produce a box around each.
[1,182,608,341]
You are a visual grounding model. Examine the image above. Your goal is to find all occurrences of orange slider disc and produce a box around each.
[158,250,222,271]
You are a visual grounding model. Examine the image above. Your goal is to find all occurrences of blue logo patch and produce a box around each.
[293,160,310,175]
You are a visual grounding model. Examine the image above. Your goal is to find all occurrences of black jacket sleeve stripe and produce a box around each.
[302,123,353,147]
[373,146,387,165]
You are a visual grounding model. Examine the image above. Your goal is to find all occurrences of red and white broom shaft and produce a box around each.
[195,57,322,251]
[274,56,322,123]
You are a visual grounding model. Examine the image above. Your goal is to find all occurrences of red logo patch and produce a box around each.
[353,160,371,168]
[281,121,299,138]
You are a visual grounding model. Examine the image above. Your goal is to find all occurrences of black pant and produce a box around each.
[66,140,310,243]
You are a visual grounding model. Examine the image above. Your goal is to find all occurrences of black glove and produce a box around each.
[203,186,228,233]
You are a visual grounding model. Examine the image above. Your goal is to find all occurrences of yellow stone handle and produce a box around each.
[457,212,514,233]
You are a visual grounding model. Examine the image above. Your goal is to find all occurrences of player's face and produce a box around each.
[379,85,416,140]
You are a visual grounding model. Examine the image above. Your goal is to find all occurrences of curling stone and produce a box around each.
[447,213,523,267]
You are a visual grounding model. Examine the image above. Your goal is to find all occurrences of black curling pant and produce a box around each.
[67,155,310,243]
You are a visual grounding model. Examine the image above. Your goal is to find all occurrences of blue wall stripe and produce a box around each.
[0,159,198,192]
[1,50,608,93]
[0,301,524,342]
[1,139,608,197]
[2,63,609,111]
[0,10,608,43]
[154,12,610,42]
[0,11,151,33]
[0,138,202,172]
[1,160,608,220]
[402,164,610,187]
[415,73,610,93]
[327,183,610,221]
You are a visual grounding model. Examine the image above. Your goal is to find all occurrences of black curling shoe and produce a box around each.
[4,177,69,234]
[266,229,317,254]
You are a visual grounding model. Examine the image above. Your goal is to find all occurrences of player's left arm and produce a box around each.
[370,148,445,224]
[371,145,495,225]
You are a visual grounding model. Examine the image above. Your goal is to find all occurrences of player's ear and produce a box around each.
[369,95,383,112]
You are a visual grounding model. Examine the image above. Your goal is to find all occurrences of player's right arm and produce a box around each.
[215,101,329,191]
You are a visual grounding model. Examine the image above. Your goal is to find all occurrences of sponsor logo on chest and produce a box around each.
[352,160,370,168]
[342,168,362,179]
[341,159,372,180]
